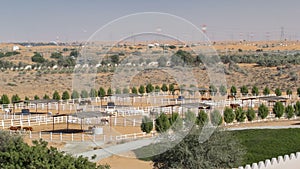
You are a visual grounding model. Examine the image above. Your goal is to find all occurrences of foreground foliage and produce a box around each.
[0,131,109,169]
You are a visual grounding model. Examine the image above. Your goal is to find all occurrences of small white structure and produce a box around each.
[13,46,19,51]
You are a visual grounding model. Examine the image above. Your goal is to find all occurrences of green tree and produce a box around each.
[80,90,89,98]
[219,85,227,96]
[11,94,21,103]
[251,86,259,96]
[24,96,29,101]
[107,87,113,95]
[31,52,45,63]
[0,131,110,169]
[1,94,10,104]
[131,87,138,94]
[263,86,270,96]
[122,87,129,94]
[275,88,282,96]
[169,112,183,130]
[294,101,300,116]
[210,109,223,126]
[246,108,256,121]
[258,104,269,119]
[146,83,154,93]
[230,85,237,96]
[50,52,63,59]
[224,107,235,123]
[240,85,248,96]
[161,84,168,92]
[169,84,175,94]
[52,90,61,100]
[43,94,50,99]
[34,95,40,100]
[286,89,292,96]
[71,90,80,99]
[155,113,171,133]
[138,85,145,95]
[273,101,285,118]
[141,116,153,133]
[115,88,121,94]
[209,85,217,96]
[196,110,208,126]
[184,110,196,127]
[89,88,98,98]
[235,107,246,122]
[285,105,294,119]
[98,87,106,97]
[138,128,245,169]
[155,85,160,92]
[62,91,70,100]
[110,55,119,64]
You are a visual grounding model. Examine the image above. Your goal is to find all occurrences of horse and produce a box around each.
[23,127,33,131]
[100,118,109,125]
[9,126,21,131]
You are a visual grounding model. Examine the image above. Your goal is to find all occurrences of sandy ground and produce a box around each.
[98,151,153,169]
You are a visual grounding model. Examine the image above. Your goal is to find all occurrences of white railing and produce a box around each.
[236,152,300,169]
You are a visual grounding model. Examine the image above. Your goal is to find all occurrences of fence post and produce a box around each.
[134,133,136,139]
[133,119,136,127]
[114,117,117,126]
[28,117,30,126]
[81,133,84,142]
[124,118,126,126]
[1,120,4,129]
[71,133,74,142]
[60,132,62,141]
[50,132,53,141]
[39,132,42,139]
[10,119,13,126]
[19,119,22,127]
[29,131,32,139]
[93,134,96,142]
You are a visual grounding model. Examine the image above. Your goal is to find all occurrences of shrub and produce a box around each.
[294,101,300,116]
[273,102,285,118]
[263,87,270,96]
[210,109,223,126]
[285,105,294,119]
[251,86,259,96]
[155,113,171,133]
[240,85,248,96]
[224,107,235,123]
[235,107,246,122]
[258,104,269,119]
[275,88,282,96]
[196,110,208,126]
[141,116,153,133]
[230,86,237,96]
[246,108,256,121]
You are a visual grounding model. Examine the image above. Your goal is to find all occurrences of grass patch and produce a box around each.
[232,128,300,166]
[135,128,300,167]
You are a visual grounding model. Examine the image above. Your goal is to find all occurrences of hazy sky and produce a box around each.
[1,0,299,42]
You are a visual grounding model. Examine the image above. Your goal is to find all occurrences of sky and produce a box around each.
[0,0,300,42]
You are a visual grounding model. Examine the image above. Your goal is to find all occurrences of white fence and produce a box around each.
[236,152,300,169]
[15,131,156,143]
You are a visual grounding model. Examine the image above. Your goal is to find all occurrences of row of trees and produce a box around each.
[0,131,109,168]
[223,101,300,123]
[141,110,223,133]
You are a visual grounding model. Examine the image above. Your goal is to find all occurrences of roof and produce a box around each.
[24,99,58,104]
[70,111,103,119]
[258,96,289,102]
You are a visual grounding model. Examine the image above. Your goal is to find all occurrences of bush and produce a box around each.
[131,87,138,94]
[11,94,21,103]
[210,109,223,126]
[251,86,259,96]
[62,91,70,100]
[146,83,154,93]
[52,91,61,100]
[219,85,227,96]
[258,104,269,119]
[273,102,285,118]
[285,105,294,119]
[141,116,153,133]
[0,94,10,104]
[81,90,89,98]
[138,85,145,95]
[161,84,168,92]
[297,88,300,97]
[224,107,235,123]
[155,113,170,133]
[294,101,300,116]
[196,110,208,126]
[275,88,282,96]
[209,85,218,96]
[31,52,45,63]
[169,112,183,130]
[235,107,246,122]
[246,108,256,121]
[263,87,270,95]
[240,85,248,96]
[230,86,237,96]
[98,87,106,97]
[71,90,80,99]
[286,89,292,96]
